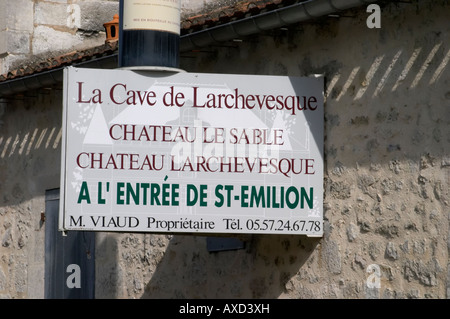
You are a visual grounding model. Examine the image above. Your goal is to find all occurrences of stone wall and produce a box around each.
[0,0,448,299]
[0,90,63,298]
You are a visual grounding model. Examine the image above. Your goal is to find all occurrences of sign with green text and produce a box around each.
[60,67,324,236]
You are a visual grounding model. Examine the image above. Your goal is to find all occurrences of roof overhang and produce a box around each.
[0,0,378,98]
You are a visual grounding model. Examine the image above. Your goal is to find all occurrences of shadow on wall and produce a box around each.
[94,232,124,299]
[0,90,64,210]
[50,36,449,300]
[94,233,322,298]
[139,234,320,298]
[1,1,448,298]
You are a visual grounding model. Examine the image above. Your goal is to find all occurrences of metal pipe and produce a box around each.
[0,0,378,98]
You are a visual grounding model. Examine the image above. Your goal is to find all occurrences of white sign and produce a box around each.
[60,67,324,236]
